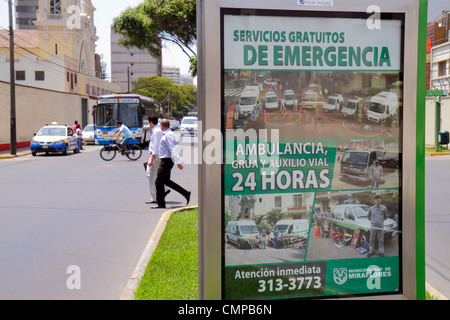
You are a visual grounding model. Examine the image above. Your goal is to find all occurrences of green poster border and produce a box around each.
[416,0,427,301]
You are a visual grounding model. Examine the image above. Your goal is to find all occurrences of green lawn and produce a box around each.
[134,209,198,300]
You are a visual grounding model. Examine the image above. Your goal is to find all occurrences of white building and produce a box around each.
[162,66,181,84]
[430,41,450,92]
[111,29,161,92]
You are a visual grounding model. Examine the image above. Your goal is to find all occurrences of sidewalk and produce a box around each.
[0,147,31,159]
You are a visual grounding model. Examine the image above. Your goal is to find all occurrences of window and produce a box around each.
[50,0,61,14]
[438,61,447,77]
[16,71,25,81]
[274,196,282,208]
[35,71,45,81]
[293,194,302,208]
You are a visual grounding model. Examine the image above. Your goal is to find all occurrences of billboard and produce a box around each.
[222,10,404,299]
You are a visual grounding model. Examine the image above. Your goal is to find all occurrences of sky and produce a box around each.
[0,0,448,79]
[0,0,194,78]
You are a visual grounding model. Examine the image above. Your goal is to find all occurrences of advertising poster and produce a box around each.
[222,10,403,299]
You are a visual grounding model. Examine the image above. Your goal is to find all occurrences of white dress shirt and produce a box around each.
[159,128,181,164]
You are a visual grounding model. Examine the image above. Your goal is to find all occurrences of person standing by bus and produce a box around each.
[152,119,191,209]
[111,121,132,153]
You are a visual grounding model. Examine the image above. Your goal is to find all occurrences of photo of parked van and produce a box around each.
[367,91,399,123]
[225,220,260,249]
[268,219,309,249]
[238,86,260,118]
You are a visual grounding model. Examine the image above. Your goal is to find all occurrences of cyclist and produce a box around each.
[111,121,133,153]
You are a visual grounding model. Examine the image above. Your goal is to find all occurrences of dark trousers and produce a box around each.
[156,158,189,207]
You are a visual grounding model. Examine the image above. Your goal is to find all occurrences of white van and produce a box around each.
[367,91,398,123]
[269,219,309,248]
[341,96,364,117]
[238,86,260,117]
[281,90,298,110]
[323,94,343,112]
[225,220,260,249]
[265,91,279,110]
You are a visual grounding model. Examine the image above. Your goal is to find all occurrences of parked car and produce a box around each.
[225,220,260,249]
[332,203,398,243]
[179,116,198,136]
[82,124,96,144]
[30,123,78,156]
[341,96,364,117]
[323,94,344,112]
[265,91,279,110]
[263,78,279,87]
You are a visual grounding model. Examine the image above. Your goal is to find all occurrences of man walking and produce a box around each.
[152,119,191,209]
[145,116,170,204]
[367,195,388,257]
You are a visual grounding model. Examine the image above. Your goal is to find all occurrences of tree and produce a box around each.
[112,0,197,76]
[132,76,197,118]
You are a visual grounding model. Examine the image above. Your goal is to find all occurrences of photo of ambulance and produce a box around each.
[238,86,260,118]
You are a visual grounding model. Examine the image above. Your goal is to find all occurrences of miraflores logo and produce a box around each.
[333,265,392,290]
[333,268,348,285]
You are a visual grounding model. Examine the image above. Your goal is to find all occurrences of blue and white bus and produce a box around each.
[94,94,155,147]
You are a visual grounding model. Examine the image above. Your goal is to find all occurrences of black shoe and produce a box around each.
[185,191,191,205]
[367,252,374,257]
[151,205,166,209]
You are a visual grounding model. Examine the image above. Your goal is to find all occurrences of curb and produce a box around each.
[120,205,199,300]
[426,151,450,156]
[0,152,31,159]
[426,282,449,300]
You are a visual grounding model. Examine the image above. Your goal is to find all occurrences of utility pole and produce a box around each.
[9,0,17,156]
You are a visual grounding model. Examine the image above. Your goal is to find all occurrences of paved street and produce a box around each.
[0,135,198,299]
[425,155,450,299]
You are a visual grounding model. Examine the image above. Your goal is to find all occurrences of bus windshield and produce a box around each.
[96,102,141,128]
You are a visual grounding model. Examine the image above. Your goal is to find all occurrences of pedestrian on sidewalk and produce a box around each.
[76,124,83,152]
[152,119,191,209]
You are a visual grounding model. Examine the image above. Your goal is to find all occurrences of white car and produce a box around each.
[179,116,198,136]
[263,78,279,87]
[30,123,78,156]
[82,124,96,144]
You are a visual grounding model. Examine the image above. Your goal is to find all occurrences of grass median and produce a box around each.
[134,208,198,300]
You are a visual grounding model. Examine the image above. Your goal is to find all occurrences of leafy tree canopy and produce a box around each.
[132,76,197,119]
[112,0,197,76]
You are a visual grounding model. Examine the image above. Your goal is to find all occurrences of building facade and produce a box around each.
[0,0,120,150]
[111,29,161,92]
[162,66,181,85]
[15,0,39,30]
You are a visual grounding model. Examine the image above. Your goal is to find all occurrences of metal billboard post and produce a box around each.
[198,0,427,300]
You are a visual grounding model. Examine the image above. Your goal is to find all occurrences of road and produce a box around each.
[425,155,450,299]
[0,134,198,299]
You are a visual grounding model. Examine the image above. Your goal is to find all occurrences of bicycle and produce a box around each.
[99,140,142,161]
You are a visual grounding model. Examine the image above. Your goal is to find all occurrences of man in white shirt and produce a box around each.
[145,117,170,204]
[152,119,191,209]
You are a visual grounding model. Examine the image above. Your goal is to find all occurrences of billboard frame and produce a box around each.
[197,0,427,300]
